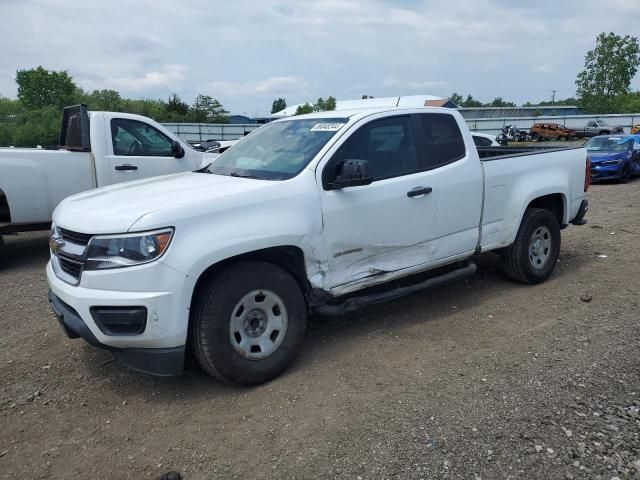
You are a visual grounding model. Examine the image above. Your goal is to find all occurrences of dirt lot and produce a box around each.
[1,180,640,480]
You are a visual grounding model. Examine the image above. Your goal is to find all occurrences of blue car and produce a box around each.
[585,135,640,183]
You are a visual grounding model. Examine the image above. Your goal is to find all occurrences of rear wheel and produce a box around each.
[501,208,561,284]
[190,261,307,385]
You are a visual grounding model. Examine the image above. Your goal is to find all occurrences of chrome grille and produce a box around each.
[57,255,83,280]
[58,228,93,246]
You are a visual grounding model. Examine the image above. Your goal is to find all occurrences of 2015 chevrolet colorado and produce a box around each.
[46,106,590,385]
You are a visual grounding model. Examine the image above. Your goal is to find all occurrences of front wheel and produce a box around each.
[190,261,307,385]
[501,208,561,284]
[619,164,631,183]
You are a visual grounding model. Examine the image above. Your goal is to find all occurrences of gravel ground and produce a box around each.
[1,180,639,480]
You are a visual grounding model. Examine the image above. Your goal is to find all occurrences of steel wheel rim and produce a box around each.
[229,289,288,360]
[528,225,552,270]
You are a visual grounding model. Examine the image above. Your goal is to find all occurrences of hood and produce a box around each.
[588,151,628,163]
[53,171,276,233]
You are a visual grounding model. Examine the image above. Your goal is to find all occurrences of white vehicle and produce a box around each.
[47,107,590,385]
[471,132,500,147]
[0,105,211,247]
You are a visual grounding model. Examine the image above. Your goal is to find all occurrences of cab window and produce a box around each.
[330,116,419,180]
[415,113,466,169]
[110,119,174,156]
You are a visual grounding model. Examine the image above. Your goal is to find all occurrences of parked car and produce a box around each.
[578,119,624,138]
[47,106,590,385]
[530,123,576,141]
[631,124,640,135]
[193,139,238,153]
[471,132,500,147]
[585,135,640,183]
[0,105,214,248]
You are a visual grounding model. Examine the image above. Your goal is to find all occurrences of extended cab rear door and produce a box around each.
[105,117,198,184]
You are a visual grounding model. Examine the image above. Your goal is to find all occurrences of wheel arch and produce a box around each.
[188,245,311,315]
[0,188,11,223]
[526,193,566,227]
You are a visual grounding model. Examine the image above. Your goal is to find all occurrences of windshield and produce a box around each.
[207,118,348,180]
[585,137,631,152]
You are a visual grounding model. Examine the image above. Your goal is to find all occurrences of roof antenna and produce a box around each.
[395,96,400,107]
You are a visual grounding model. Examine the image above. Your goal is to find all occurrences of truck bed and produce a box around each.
[477,145,584,161]
[478,145,588,252]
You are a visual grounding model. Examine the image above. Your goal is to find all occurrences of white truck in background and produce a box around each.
[47,106,590,385]
[0,105,215,248]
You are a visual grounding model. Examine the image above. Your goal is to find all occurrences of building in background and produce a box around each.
[458,106,583,119]
[271,95,458,118]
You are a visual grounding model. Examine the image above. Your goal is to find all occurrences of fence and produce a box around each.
[465,113,640,135]
[162,123,261,143]
[164,113,640,143]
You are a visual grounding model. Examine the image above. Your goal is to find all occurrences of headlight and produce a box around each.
[84,228,174,270]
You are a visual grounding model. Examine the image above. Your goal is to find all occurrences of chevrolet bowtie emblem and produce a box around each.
[49,235,64,254]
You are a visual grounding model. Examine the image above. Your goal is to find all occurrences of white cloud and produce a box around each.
[206,76,309,96]
[383,78,448,91]
[109,64,186,91]
[0,0,639,114]
[532,64,554,73]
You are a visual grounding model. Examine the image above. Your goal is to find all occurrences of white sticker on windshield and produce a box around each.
[310,123,344,132]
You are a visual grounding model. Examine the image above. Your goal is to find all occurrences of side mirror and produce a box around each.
[326,159,373,190]
[171,140,185,158]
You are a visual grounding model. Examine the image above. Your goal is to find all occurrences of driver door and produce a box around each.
[107,118,195,184]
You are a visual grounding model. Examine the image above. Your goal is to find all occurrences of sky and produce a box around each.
[1,0,639,116]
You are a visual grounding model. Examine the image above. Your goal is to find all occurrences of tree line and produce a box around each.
[0,66,230,147]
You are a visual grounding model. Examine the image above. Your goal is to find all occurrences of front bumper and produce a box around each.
[46,260,189,376]
[591,163,622,181]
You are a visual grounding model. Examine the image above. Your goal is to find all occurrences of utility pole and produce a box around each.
[551,90,556,105]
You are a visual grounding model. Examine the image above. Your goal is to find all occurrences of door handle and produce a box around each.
[115,164,138,171]
[407,186,432,198]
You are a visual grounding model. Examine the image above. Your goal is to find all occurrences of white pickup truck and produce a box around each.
[0,105,212,247]
[46,106,590,385]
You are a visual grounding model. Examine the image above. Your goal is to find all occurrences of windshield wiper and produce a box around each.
[229,172,261,179]
[194,163,213,173]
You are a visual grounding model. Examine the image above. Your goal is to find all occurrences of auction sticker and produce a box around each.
[310,123,345,132]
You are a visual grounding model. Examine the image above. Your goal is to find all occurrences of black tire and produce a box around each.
[531,133,540,141]
[618,164,631,183]
[501,208,561,284]
[190,261,307,385]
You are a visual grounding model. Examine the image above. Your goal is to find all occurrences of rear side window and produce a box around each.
[416,113,466,169]
[331,116,419,180]
[110,118,174,156]
[472,135,493,147]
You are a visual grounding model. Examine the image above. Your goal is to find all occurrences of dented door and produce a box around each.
[319,115,438,289]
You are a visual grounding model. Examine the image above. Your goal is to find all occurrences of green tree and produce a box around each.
[449,93,464,106]
[294,103,314,115]
[271,97,287,114]
[190,94,229,123]
[461,95,484,108]
[16,66,78,109]
[167,93,189,116]
[324,96,337,111]
[489,97,516,107]
[576,32,640,113]
[86,89,123,111]
[313,97,326,112]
